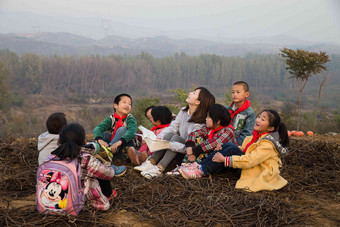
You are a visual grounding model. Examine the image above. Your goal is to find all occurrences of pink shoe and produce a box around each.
[178,163,202,179]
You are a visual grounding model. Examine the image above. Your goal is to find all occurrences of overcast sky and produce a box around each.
[1,0,340,43]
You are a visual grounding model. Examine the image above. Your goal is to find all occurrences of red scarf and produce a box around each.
[228,99,251,120]
[150,123,171,132]
[110,113,127,141]
[242,130,270,153]
[208,126,224,140]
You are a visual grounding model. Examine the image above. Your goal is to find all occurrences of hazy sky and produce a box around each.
[1,0,340,43]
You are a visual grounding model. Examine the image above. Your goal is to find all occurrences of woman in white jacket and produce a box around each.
[134,87,215,179]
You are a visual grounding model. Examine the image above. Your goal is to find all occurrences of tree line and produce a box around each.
[0,49,339,105]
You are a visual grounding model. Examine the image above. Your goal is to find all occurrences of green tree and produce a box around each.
[280,48,329,130]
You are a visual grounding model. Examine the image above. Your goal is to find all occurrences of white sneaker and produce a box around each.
[134,159,154,172]
[141,165,163,179]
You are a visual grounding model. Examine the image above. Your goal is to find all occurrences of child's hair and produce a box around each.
[185,87,215,124]
[261,109,289,147]
[144,106,155,118]
[46,112,67,134]
[151,106,173,125]
[51,123,86,161]
[208,104,231,127]
[233,81,249,92]
[114,94,132,106]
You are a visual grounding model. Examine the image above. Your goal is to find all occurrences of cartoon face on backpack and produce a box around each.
[40,170,69,209]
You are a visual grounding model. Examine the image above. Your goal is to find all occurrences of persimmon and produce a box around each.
[307,131,314,136]
[287,130,291,137]
[291,130,297,136]
[298,131,304,137]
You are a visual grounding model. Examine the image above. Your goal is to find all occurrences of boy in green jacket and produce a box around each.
[93,93,137,160]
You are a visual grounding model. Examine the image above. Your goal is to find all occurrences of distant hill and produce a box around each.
[0,32,339,57]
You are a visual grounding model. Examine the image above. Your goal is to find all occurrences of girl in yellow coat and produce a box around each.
[213,109,289,192]
[179,109,289,192]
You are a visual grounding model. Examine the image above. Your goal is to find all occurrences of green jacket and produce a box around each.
[93,113,137,146]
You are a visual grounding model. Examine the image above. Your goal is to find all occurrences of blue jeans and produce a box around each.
[201,142,244,175]
[102,127,134,159]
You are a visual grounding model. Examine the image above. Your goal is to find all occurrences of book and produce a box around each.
[138,126,170,152]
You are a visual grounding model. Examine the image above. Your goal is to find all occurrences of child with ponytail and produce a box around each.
[51,123,126,210]
[179,109,289,192]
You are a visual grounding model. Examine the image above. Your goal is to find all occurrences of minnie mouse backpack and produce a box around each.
[36,156,85,216]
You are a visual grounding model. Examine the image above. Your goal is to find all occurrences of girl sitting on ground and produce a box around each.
[183,103,237,164]
[179,109,289,192]
[128,106,173,165]
[51,123,126,210]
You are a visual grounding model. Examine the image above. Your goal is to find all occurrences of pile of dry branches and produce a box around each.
[0,137,339,226]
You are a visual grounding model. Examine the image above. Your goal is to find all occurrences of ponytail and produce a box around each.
[262,109,289,147]
[51,123,86,161]
[51,141,81,161]
[278,122,289,147]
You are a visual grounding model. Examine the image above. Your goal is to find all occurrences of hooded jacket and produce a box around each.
[38,132,59,165]
[230,132,288,192]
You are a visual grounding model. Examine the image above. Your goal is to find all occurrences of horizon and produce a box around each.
[1,0,340,45]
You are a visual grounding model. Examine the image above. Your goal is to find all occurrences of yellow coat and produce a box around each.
[231,132,288,192]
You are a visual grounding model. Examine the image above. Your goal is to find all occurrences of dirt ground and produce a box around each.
[0,135,339,226]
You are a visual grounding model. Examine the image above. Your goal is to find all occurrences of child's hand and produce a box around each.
[212,152,225,163]
[214,143,222,151]
[188,154,196,162]
[110,141,122,153]
[98,139,109,148]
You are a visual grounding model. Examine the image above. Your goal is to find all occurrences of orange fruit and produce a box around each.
[307,131,314,136]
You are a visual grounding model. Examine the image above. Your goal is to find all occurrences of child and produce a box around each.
[38,112,67,165]
[226,81,256,145]
[134,87,215,179]
[50,123,126,210]
[184,103,237,163]
[93,93,137,160]
[128,106,173,165]
[179,109,289,192]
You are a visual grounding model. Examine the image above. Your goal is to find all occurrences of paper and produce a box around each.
[138,126,170,152]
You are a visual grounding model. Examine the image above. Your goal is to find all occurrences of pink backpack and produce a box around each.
[36,156,85,216]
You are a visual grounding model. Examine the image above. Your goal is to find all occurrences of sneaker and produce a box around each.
[108,189,117,200]
[166,166,180,175]
[134,159,154,172]
[141,165,163,179]
[140,151,149,163]
[178,163,202,179]
[127,147,140,166]
[111,165,127,177]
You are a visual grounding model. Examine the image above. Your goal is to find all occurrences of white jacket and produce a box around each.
[158,107,204,154]
[38,132,59,165]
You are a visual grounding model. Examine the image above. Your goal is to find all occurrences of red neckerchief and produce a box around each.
[242,130,270,153]
[228,99,251,120]
[208,126,224,140]
[150,123,170,132]
[110,113,127,141]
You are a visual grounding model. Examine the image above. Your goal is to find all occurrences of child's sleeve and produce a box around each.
[230,141,276,169]
[192,128,234,156]
[236,111,256,145]
[93,116,113,141]
[81,155,115,180]
[120,115,137,146]
[185,127,208,148]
